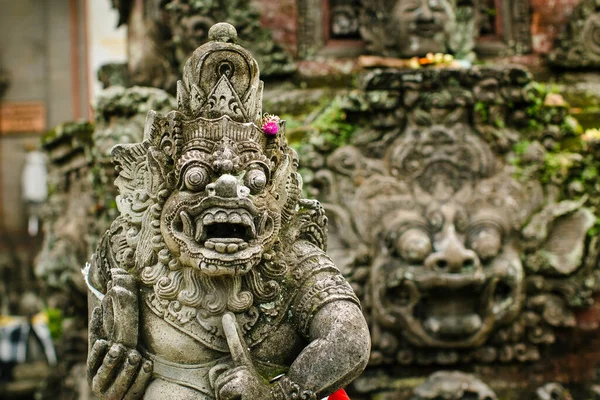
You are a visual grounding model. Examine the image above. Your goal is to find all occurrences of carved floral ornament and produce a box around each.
[301,67,599,369]
[85,23,369,400]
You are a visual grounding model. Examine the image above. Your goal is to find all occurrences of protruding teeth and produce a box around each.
[239,242,248,250]
[203,214,214,225]
[229,212,241,224]
[215,243,227,253]
[215,212,227,223]
[205,241,215,249]
[227,243,239,253]
[180,211,194,237]
[200,261,207,270]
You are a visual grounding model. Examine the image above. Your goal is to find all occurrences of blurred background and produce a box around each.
[0,0,599,399]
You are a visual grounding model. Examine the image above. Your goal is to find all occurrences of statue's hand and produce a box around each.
[214,313,275,400]
[87,306,153,400]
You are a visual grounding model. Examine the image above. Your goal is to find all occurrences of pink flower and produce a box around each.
[262,120,279,136]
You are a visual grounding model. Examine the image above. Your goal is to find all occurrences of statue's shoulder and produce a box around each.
[284,239,360,339]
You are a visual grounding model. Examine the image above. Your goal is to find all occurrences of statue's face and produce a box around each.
[393,0,456,56]
[160,137,283,277]
[371,196,524,348]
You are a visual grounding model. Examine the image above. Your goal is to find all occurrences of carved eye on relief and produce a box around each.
[397,228,432,263]
[244,167,267,194]
[467,224,502,261]
[184,166,209,192]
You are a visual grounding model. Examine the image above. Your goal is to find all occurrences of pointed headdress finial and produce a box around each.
[177,22,263,124]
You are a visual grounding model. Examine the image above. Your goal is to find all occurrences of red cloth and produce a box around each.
[328,389,350,400]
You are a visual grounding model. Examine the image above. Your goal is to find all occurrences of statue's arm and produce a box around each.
[286,300,370,397]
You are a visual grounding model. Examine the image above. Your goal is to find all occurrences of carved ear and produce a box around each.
[523,199,596,275]
[146,147,171,194]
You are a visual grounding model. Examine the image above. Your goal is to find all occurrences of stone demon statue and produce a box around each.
[85,23,369,400]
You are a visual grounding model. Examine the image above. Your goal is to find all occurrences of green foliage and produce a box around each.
[45,308,63,340]
[310,98,356,148]
[513,140,531,156]
[474,101,489,121]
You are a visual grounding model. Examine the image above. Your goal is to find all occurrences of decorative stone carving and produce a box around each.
[358,0,478,58]
[36,121,95,400]
[36,87,176,400]
[110,0,295,92]
[548,0,600,68]
[299,66,600,393]
[85,23,369,400]
[412,371,497,400]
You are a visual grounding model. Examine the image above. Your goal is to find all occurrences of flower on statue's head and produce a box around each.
[262,114,280,136]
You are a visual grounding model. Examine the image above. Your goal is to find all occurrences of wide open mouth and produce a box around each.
[385,272,513,343]
[177,207,259,254]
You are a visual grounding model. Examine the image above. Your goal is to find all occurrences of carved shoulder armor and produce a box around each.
[287,240,360,339]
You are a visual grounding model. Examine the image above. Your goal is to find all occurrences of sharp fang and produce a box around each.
[180,211,194,237]
[195,218,204,242]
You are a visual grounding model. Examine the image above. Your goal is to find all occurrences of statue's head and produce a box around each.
[393,0,456,56]
[109,23,302,314]
[359,0,476,58]
[366,124,526,348]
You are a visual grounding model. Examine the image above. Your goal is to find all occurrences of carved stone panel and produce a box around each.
[109,0,295,92]
[358,0,478,58]
[549,0,600,68]
[299,66,600,395]
[85,23,369,400]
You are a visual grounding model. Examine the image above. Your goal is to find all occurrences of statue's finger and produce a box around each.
[87,339,109,386]
[214,366,246,395]
[92,343,126,394]
[217,374,248,400]
[103,349,141,399]
[123,359,153,400]
[222,312,253,369]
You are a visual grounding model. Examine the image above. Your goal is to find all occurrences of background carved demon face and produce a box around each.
[366,126,525,348]
[160,132,292,278]
[371,195,524,348]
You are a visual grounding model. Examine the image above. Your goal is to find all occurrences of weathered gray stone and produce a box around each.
[359,0,477,59]
[85,23,369,400]
[412,371,497,400]
[109,0,295,93]
[549,0,600,69]
[299,66,600,395]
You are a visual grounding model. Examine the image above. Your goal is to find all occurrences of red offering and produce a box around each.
[328,389,351,400]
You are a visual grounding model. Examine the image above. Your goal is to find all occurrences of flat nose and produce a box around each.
[210,174,238,198]
[417,4,434,22]
[424,238,479,273]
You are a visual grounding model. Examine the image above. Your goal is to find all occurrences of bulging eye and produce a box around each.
[396,228,432,263]
[184,166,209,192]
[244,168,267,194]
[468,224,502,261]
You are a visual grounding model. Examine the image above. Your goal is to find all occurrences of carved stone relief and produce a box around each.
[412,371,497,400]
[548,0,600,68]
[299,66,600,394]
[109,0,295,92]
[36,122,95,400]
[358,0,478,58]
[85,23,369,400]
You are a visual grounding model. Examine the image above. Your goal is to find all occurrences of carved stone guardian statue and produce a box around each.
[85,23,370,400]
